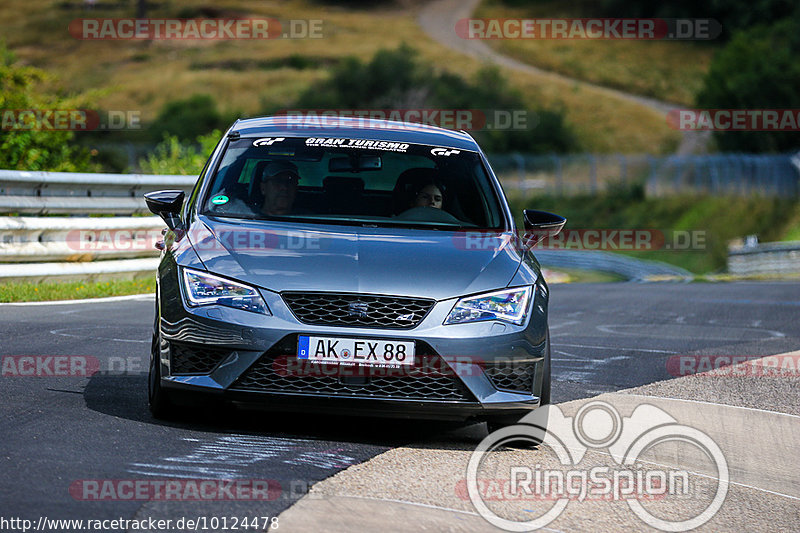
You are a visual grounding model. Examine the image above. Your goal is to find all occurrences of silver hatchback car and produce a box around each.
[145,116,565,431]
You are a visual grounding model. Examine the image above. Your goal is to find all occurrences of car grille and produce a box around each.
[281,292,434,329]
[485,361,538,394]
[230,337,475,402]
[170,343,231,375]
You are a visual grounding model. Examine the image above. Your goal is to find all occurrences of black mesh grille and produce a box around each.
[281,292,434,329]
[485,362,537,393]
[230,337,475,402]
[170,343,231,375]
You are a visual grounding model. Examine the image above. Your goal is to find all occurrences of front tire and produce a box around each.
[148,332,175,419]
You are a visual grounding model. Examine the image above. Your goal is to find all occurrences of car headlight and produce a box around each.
[444,286,532,326]
[182,268,270,315]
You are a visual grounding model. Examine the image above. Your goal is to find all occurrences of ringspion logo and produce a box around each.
[467,401,728,531]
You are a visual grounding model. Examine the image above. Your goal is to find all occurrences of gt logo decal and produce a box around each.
[431,148,460,156]
[253,137,285,147]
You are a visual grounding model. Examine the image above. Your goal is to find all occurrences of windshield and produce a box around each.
[200,136,505,229]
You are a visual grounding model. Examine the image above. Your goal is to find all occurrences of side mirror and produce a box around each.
[144,190,185,231]
[522,209,566,248]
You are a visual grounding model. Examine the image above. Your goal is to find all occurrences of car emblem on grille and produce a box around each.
[348,302,369,318]
[396,313,416,322]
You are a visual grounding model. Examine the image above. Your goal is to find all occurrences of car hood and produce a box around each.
[188,216,523,300]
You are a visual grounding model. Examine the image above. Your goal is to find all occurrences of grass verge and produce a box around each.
[0,277,154,303]
[475,0,716,105]
[546,267,626,283]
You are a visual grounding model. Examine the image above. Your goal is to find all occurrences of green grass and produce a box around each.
[0,277,154,302]
[475,0,716,105]
[509,188,800,274]
[549,267,626,283]
[780,203,800,241]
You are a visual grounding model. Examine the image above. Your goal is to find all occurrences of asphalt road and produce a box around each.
[1,281,798,531]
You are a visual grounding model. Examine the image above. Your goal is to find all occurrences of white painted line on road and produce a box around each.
[548,320,579,330]
[0,293,153,306]
[49,327,149,344]
[563,393,800,502]
[330,496,566,532]
[622,393,800,420]
[596,323,786,339]
[553,343,676,354]
[563,439,800,503]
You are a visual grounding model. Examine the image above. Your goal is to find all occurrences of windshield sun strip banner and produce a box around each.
[242,136,476,154]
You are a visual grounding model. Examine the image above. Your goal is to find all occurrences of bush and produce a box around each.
[0,42,95,171]
[138,130,221,175]
[147,94,226,143]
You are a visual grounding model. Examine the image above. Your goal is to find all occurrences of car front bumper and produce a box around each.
[156,277,550,422]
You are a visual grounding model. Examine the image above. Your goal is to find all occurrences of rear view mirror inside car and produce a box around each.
[329,154,382,172]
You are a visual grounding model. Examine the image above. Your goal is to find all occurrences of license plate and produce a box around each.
[297,335,415,367]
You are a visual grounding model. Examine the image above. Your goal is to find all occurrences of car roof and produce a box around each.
[229,116,481,151]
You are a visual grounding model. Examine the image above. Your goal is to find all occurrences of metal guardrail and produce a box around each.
[0,170,196,215]
[491,153,800,197]
[0,170,195,280]
[728,241,800,275]
[3,168,790,282]
[0,216,164,263]
[533,249,692,282]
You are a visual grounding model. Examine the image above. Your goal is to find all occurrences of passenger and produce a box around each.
[411,180,444,210]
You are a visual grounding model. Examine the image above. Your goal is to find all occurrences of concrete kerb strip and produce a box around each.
[276,351,800,531]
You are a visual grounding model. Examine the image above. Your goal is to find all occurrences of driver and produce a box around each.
[257,161,301,216]
[209,160,303,217]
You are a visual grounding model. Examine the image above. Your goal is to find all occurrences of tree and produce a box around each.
[138,130,221,175]
[0,43,95,171]
[696,16,800,152]
[147,94,225,142]
[290,45,578,153]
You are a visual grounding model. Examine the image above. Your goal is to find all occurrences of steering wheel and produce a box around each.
[394,206,463,224]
